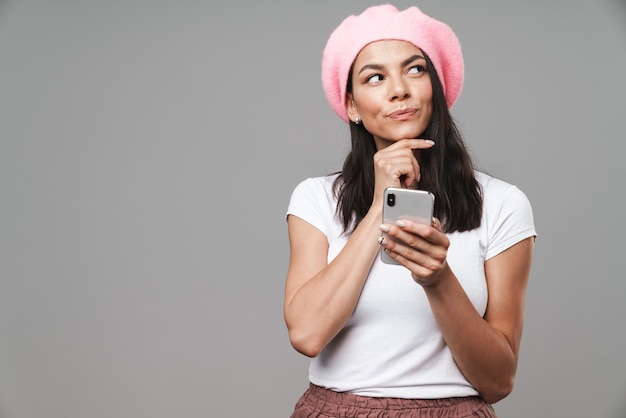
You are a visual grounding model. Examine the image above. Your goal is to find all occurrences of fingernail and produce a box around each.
[396,220,407,227]
[379,224,390,232]
[425,140,435,145]
[378,236,385,245]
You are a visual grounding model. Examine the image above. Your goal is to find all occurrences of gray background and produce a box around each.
[1,0,625,417]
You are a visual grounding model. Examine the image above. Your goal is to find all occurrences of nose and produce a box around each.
[388,77,411,100]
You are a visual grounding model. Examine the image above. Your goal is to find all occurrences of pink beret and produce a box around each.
[322,4,464,123]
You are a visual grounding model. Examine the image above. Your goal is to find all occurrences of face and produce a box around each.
[346,40,433,150]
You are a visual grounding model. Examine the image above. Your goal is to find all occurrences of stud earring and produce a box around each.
[354,116,361,125]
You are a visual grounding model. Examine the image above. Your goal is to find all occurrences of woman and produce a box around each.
[284,4,536,417]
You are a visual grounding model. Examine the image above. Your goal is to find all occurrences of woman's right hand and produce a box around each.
[372,138,435,203]
[285,138,434,357]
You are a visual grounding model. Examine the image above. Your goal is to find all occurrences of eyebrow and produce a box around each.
[358,54,426,75]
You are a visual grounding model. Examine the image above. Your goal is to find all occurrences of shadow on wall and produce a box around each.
[616,401,626,418]
[0,0,15,19]
[611,18,626,418]
[613,0,626,19]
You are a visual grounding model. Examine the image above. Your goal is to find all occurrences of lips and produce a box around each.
[387,108,417,120]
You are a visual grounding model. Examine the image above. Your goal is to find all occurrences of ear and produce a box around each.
[345,93,359,123]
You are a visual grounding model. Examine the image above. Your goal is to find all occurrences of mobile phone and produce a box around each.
[381,188,435,265]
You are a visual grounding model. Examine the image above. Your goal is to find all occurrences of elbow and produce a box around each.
[284,307,334,358]
[291,342,321,358]
[287,327,325,358]
[479,376,515,404]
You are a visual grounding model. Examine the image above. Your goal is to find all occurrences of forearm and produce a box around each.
[423,267,518,403]
[285,206,382,357]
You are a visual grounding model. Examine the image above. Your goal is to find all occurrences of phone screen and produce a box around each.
[381,188,434,265]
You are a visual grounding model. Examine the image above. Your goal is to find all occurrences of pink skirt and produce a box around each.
[290,383,497,418]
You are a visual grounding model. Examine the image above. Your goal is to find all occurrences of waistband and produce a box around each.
[296,383,496,417]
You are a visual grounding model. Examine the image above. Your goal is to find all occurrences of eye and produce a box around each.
[408,65,426,75]
[365,73,384,84]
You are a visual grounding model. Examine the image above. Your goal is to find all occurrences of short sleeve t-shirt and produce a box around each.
[286,171,536,399]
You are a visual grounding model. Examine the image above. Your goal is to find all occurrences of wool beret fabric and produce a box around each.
[321,4,464,123]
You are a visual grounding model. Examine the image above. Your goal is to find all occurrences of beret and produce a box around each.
[321,4,464,123]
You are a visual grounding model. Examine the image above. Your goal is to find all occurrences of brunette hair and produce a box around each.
[332,53,482,234]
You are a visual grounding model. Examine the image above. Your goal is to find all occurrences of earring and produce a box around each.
[354,116,361,125]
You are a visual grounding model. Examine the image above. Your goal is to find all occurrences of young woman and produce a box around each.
[284,4,536,417]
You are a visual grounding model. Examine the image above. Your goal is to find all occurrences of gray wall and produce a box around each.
[1,1,625,417]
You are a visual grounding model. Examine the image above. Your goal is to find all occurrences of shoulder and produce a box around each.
[475,171,532,210]
[287,174,341,236]
[287,174,340,215]
[474,171,536,257]
[293,174,338,192]
[290,174,339,201]
[475,171,518,194]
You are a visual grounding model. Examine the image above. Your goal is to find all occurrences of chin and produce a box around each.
[389,122,426,137]
[388,128,426,141]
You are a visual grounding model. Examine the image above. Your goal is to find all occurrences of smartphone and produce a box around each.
[381,188,435,265]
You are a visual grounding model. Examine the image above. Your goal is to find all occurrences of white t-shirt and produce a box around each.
[286,171,536,399]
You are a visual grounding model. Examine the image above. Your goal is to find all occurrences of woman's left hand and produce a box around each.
[378,217,450,286]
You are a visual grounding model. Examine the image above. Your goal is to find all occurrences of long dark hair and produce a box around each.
[332,53,482,234]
